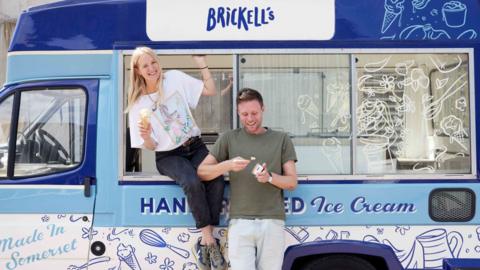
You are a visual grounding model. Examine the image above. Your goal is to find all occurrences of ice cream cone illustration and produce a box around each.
[382,12,397,33]
[382,0,405,33]
[297,95,319,125]
[117,243,141,270]
[321,137,344,173]
[139,108,151,128]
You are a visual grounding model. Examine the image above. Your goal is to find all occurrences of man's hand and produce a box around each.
[229,157,250,172]
[255,163,270,183]
[198,155,250,181]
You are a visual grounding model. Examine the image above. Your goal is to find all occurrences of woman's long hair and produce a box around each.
[125,47,164,112]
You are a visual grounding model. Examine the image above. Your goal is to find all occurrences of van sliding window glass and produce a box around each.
[355,53,471,175]
[239,53,472,176]
[123,54,233,175]
[14,88,86,177]
[122,52,472,178]
[238,54,352,175]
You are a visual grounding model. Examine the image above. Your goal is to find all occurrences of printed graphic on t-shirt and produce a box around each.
[152,91,195,145]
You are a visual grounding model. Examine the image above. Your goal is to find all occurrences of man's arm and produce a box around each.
[198,154,250,181]
[256,160,297,191]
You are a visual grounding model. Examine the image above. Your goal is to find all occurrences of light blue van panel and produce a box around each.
[6,54,112,84]
[0,187,94,213]
[94,182,479,227]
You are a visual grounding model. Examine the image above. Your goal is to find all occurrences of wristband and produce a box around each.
[268,173,273,183]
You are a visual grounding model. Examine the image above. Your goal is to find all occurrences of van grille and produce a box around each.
[429,188,475,222]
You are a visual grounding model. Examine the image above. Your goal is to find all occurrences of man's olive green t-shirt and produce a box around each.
[211,128,297,220]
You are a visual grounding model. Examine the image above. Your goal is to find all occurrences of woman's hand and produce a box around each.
[192,55,207,68]
[138,121,152,140]
[193,55,217,96]
[138,121,157,150]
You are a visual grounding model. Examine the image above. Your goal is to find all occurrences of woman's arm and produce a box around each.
[192,55,217,96]
[221,74,233,96]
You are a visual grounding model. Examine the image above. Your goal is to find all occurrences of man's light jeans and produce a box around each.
[228,218,285,270]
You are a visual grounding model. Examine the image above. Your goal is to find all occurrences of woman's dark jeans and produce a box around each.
[155,137,225,229]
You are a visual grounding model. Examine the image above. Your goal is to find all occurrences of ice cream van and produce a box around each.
[1,0,480,269]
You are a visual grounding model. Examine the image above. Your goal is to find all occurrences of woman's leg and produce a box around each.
[204,176,225,226]
[156,144,227,269]
[155,155,213,231]
[190,140,226,239]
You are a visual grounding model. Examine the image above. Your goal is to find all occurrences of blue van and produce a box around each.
[1,0,480,269]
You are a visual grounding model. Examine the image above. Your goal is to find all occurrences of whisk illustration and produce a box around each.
[139,229,190,258]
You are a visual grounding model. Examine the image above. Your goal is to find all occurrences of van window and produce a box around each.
[14,88,86,177]
[123,55,233,174]
[355,53,471,174]
[239,54,351,175]
[122,51,473,179]
[239,53,472,176]
[0,95,14,177]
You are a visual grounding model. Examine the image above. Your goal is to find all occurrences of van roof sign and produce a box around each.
[146,0,335,41]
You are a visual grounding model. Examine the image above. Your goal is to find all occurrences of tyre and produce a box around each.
[301,254,377,270]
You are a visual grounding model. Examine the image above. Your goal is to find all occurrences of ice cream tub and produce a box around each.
[442,1,467,28]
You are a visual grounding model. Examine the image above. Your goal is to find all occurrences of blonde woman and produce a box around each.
[126,47,226,270]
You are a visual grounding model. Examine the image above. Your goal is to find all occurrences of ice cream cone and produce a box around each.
[140,108,151,128]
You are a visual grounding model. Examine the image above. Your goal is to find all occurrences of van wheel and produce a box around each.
[301,254,377,270]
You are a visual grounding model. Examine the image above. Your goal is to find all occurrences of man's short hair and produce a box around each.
[237,88,264,107]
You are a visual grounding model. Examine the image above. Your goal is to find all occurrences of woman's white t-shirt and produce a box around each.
[129,70,203,151]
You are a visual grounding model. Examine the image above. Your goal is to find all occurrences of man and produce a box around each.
[198,88,298,270]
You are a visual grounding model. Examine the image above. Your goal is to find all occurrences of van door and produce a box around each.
[0,80,98,270]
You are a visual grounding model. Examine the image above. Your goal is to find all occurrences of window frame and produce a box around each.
[14,88,86,177]
[0,80,97,185]
[119,48,476,182]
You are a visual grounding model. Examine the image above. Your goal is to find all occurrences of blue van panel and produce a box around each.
[10,0,147,51]
[282,240,403,270]
[444,258,480,269]
[9,0,480,51]
[92,73,120,225]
